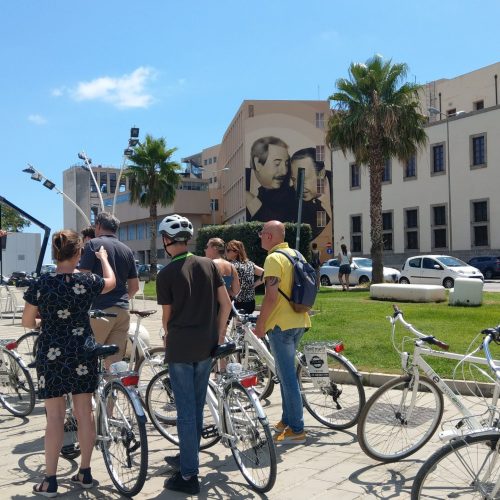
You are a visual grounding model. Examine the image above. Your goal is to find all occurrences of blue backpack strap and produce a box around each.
[274,249,299,302]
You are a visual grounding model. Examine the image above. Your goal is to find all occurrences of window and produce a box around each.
[316,211,327,228]
[210,199,219,211]
[471,199,489,247]
[382,211,393,251]
[382,159,392,183]
[350,163,360,189]
[431,143,445,174]
[405,208,419,250]
[317,177,325,196]
[118,226,126,241]
[473,100,484,111]
[208,157,213,165]
[18,254,25,261]
[90,206,98,225]
[405,155,417,179]
[351,215,362,253]
[432,204,447,249]
[99,172,107,193]
[204,159,207,166]
[423,257,438,269]
[315,112,325,129]
[471,134,486,167]
[109,173,116,193]
[248,105,254,118]
[118,177,127,193]
[90,177,97,193]
[127,224,136,241]
[137,223,145,240]
[315,145,325,162]
[213,156,217,163]
[408,258,421,268]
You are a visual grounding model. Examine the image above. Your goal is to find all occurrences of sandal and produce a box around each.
[71,467,94,489]
[33,475,58,498]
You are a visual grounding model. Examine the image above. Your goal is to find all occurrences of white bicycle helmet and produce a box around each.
[159,214,193,242]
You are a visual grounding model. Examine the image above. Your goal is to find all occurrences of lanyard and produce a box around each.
[171,252,193,263]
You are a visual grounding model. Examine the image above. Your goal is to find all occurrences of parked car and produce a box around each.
[40,264,56,274]
[399,255,484,289]
[7,271,35,287]
[319,257,400,286]
[137,264,165,281]
[467,256,500,280]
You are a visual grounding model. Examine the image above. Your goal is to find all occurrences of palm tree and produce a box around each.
[326,55,427,283]
[124,134,180,281]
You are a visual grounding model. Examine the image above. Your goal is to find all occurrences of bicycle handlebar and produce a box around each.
[481,327,500,377]
[89,309,118,319]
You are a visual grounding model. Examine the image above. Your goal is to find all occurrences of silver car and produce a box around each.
[319,257,401,286]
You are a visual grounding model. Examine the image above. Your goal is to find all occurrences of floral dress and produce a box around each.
[23,272,105,399]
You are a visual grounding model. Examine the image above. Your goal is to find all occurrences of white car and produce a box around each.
[399,255,484,289]
[319,257,401,286]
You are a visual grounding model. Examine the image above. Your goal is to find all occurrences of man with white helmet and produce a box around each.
[156,214,231,495]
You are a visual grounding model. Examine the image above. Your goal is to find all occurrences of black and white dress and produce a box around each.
[232,260,257,314]
[24,272,105,399]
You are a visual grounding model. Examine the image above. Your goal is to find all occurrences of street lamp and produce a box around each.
[112,127,140,216]
[428,107,465,253]
[22,164,91,226]
[77,151,105,212]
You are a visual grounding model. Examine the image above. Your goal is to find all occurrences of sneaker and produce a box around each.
[273,420,287,433]
[274,428,307,445]
[164,472,200,494]
[164,453,180,471]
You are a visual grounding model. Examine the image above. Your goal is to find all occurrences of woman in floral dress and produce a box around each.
[22,230,115,497]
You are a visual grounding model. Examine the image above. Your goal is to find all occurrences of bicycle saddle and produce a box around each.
[130,310,157,317]
[83,342,119,359]
[211,342,237,359]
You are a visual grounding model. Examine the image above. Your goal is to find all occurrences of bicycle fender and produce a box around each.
[246,387,267,420]
[106,381,147,423]
[328,350,363,379]
[9,349,29,370]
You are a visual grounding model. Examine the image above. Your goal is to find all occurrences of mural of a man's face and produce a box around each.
[291,156,323,202]
[253,144,289,189]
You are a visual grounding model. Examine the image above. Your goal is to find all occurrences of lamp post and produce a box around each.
[77,151,105,212]
[22,164,91,226]
[295,167,305,250]
[428,107,465,253]
[112,127,140,216]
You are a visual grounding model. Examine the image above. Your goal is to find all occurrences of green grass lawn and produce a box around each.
[144,281,500,378]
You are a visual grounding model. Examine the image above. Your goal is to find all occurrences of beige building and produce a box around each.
[332,61,500,266]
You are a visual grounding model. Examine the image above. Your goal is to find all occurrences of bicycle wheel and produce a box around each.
[222,380,277,493]
[100,381,148,497]
[16,330,39,386]
[134,346,165,398]
[0,348,35,417]
[357,375,444,462]
[145,368,221,450]
[412,431,500,499]
[297,350,365,429]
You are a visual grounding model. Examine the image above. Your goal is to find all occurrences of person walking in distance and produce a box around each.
[338,242,352,291]
[22,230,116,497]
[157,214,231,494]
[310,242,321,290]
[79,212,139,368]
[254,220,311,445]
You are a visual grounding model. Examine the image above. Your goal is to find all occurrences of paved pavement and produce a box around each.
[0,301,467,499]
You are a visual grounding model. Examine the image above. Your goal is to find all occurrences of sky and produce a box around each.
[1,0,498,264]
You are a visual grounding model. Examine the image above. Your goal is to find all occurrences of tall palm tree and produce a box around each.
[124,134,180,281]
[326,55,427,283]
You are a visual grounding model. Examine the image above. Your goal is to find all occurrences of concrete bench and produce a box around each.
[449,278,483,306]
[370,283,447,303]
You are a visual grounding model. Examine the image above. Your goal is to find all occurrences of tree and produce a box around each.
[326,55,427,283]
[124,134,181,281]
[0,202,31,231]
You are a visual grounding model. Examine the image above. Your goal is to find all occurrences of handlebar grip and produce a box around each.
[433,339,450,351]
[392,304,402,317]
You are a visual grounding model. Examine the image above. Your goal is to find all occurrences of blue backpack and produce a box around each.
[275,250,318,313]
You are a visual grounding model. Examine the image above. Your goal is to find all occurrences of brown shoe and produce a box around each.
[274,428,307,445]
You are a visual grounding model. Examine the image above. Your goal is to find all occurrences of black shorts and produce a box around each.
[339,264,351,275]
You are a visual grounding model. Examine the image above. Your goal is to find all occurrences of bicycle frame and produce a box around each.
[127,310,157,369]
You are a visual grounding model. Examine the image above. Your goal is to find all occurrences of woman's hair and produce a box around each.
[226,240,248,262]
[52,230,83,262]
[341,243,347,255]
[207,237,225,257]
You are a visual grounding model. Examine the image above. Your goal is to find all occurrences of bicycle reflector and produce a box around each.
[121,374,139,387]
[240,375,258,388]
[334,342,344,353]
[5,342,18,351]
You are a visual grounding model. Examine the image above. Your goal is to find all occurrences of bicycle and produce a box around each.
[61,310,148,497]
[146,342,277,493]
[411,324,500,499]
[0,339,35,417]
[15,328,39,385]
[225,305,366,429]
[357,305,500,463]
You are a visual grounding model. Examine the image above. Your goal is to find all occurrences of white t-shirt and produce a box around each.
[339,251,351,266]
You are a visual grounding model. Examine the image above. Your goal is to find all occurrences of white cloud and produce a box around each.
[28,114,47,125]
[72,67,156,109]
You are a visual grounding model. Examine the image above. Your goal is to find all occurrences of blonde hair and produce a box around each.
[52,230,83,262]
[226,240,248,262]
[207,237,225,257]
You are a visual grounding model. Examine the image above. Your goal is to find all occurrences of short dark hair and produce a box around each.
[250,136,289,170]
[95,212,120,233]
[291,148,325,174]
[81,226,95,239]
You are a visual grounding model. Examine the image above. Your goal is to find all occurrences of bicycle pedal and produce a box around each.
[201,425,219,439]
[271,376,280,384]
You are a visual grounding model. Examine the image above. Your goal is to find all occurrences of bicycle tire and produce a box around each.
[60,396,81,460]
[15,330,39,386]
[222,380,277,493]
[297,350,365,429]
[411,431,500,499]
[145,368,221,450]
[134,346,165,399]
[100,381,148,497]
[357,375,444,462]
[0,348,35,417]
